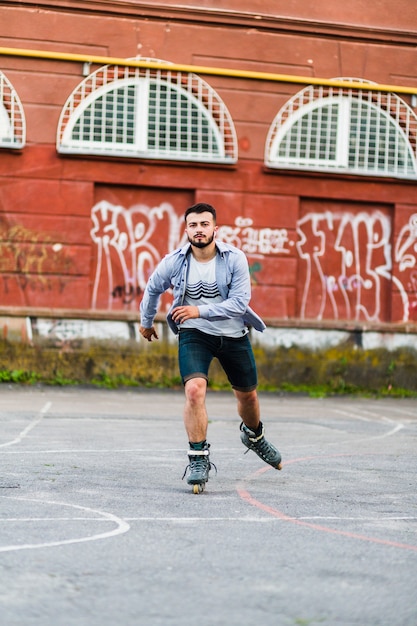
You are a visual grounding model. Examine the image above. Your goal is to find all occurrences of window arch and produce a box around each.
[57,60,237,164]
[0,71,25,149]
[265,78,417,179]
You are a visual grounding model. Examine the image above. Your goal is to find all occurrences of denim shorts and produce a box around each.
[178,328,258,392]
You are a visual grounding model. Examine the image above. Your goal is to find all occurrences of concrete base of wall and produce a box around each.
[253,326,417,351]
[7,316,415,352]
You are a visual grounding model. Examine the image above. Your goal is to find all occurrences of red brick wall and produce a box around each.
[1,2,417,326]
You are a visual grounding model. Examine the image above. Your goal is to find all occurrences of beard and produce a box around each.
[188,233,215,248]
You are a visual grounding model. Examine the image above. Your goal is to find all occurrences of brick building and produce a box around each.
[1,0,417,344]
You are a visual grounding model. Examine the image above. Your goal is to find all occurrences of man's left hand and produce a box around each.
[171,305,200,324]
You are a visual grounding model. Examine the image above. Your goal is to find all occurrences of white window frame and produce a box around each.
[265,79,417,179]
[270,96,350,169]
[0,71,26,149]
[57,60,237,164]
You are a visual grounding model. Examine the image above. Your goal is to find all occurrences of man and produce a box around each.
[139,202,282,491]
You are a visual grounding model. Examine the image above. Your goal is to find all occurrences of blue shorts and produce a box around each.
[178,329,258,392]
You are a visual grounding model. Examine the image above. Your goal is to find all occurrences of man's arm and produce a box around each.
[139,256,173,339]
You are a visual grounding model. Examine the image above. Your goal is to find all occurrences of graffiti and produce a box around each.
[111,284,143,304]
[1,199,415,323]
[90,208,291,309]
[0,222,73,296]
[248,261,262,284]
[1,274,67,295]
[90,200,183,309]
[296,210,411,322]
[395,213,417,272]
[89,202,417,323]
[395,213,417,318]
[217,216,290,256]
[409,271,417,316]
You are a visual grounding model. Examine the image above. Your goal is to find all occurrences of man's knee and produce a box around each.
[184,377,207,404]
[235,389,258,408]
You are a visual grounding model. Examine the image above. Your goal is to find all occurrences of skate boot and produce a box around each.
[182,443,216,494]
[240,422,282,470]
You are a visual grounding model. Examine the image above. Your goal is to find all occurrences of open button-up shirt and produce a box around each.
[140,241,266,335]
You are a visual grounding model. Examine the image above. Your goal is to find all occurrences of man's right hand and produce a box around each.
[139,325,159,342]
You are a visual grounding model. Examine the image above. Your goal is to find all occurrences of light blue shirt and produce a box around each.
[140,241,266,335]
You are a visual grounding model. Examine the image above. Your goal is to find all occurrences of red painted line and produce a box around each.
[237,458,417,553]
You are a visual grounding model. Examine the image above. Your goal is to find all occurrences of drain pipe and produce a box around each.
[0,45,416,95]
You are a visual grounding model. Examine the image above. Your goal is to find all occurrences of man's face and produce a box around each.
[185,211,218,249]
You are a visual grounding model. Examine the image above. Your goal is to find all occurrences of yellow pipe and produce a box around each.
[1,45,417,95]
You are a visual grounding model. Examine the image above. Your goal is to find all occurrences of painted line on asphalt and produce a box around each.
[0,402,52,448]
[333,408,405,441]
[2,515,415,523]
[0,495,130,553]
[237,459,417,553]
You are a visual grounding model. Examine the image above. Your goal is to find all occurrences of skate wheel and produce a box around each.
[277,462,282,470]
[193,483,204,494]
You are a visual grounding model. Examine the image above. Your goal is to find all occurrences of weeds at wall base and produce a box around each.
[0,339,416,397]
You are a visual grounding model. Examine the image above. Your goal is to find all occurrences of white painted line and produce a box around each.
[332,408,405,442]
[0,495,130,553]
[353,406,417,419]
[124,516,417,522]
[1,516,415,523]
[0,402,52,448]
[297,517,417,521]
[0,517,117,521]
[0,447,243,454]
[0,448,187,453]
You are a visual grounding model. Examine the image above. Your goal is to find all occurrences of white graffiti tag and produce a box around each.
[395,213,417,317]
[395,213,417,272]
[217,216,290,256]
[89,201,416,322]
[90,200,182,309]
[296,210,411,322]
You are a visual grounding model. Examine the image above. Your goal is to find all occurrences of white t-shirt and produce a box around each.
[180,255,248,337]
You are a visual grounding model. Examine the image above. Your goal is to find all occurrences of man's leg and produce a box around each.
[182,376,216,489]
[234,389,282,470]
[178,331,217,489]
[219,336,282,470]
[184,376,209,443]
[233,388,260,430]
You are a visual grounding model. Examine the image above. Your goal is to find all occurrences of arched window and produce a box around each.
[0,71,25,148]
[57,60,237,164]
[265,78,417,179]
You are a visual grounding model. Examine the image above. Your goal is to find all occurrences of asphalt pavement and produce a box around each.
[0,386,416,626]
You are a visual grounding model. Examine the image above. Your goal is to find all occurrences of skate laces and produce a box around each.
[240,423,279,463]
[182,448,217,480]
[246,434,275,460]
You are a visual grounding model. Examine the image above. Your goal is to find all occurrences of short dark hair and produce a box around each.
[184,203,216,223]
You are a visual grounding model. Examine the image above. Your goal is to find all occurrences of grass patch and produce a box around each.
[0,338,416,397]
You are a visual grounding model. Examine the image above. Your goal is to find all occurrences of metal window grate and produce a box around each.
[265,78,417,179]
[0,71,26,149]
[57,60,237,163]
